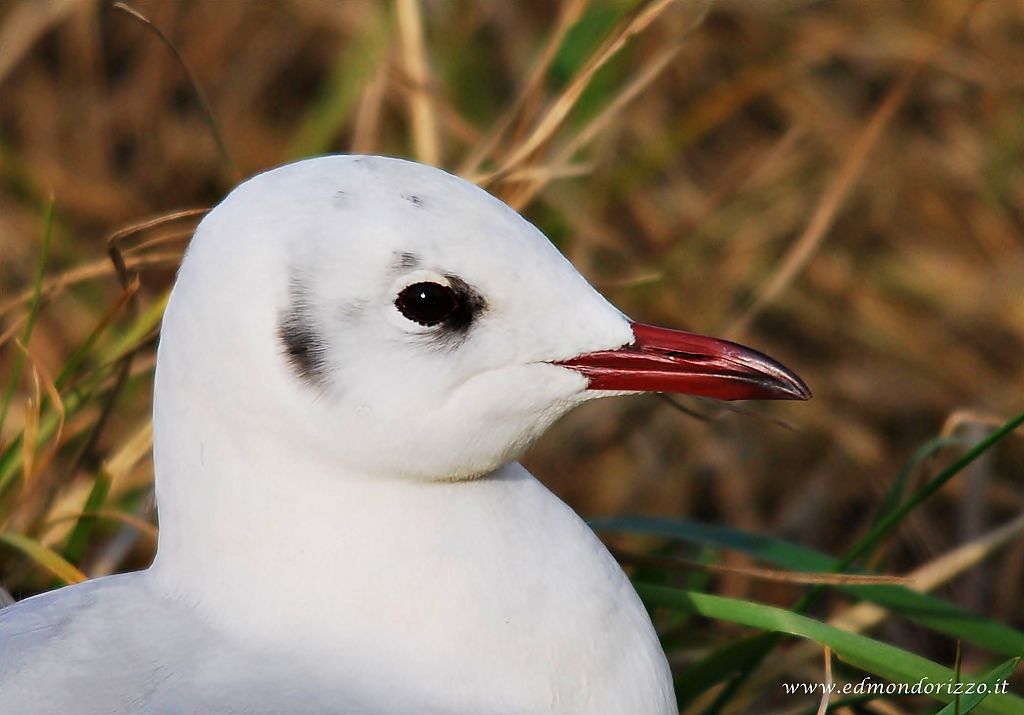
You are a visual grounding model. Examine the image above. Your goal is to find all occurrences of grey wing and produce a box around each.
[0,574,361,715]
[0,574,179,715]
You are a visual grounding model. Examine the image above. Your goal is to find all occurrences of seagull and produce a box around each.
[0,155,809,714]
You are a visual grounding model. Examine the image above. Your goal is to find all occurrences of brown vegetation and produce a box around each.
[1,1,1022,710]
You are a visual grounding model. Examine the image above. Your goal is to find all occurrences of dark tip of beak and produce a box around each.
[554,322,811,402]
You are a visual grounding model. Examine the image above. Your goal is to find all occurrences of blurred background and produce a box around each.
[0,0,1022,710]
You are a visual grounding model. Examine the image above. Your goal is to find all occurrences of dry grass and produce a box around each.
[1,0,1022,711]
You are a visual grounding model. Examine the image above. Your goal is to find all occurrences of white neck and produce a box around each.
[149,381,673,714]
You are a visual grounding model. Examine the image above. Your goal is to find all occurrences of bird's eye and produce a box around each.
[395,282,460,327]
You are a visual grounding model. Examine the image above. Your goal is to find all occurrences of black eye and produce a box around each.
[395,282,460,326]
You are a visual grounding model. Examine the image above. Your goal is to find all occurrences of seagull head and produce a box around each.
[157,155,808,483]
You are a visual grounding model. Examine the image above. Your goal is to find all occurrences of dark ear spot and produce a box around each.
[402,193,425,208]
[279,280,329,385]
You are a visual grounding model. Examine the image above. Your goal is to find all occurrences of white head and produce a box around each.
[152,155,807,551]
[156,155,639,484]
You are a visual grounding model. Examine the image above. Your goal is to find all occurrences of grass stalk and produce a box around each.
[0,197,54,440]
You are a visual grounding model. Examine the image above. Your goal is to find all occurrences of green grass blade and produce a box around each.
[697,408,1024,713]
[0,382,93,500]
[0,531,85,585]
[55,282,139,389]
[639,585,1024,715]
[672,632,776,708]
[595,516,1024,657]
[0,196,54,437]
[930,658,1020,715]
[97,290,169,364]
[0,291,167,502]
[595,515,832,569]
[873,435,971,530]
[61,468,112,564]
[841,408,1024,568]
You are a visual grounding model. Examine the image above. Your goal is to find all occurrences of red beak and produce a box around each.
[554,322,811,401]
